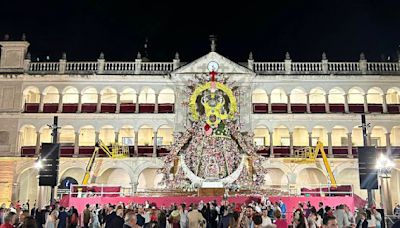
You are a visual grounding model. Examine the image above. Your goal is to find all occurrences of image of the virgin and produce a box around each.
[205,157,220,180]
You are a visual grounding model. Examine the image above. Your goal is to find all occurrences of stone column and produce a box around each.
[153,131,157,157]
[382,94,388,113]
[385,132,391,155]
[116,93,121,114]
[327,132,333,157]
[267,94,272,114]
[308,132,313,147]
[325,93,330,113]
[74,132,79,155]
[154,94,159,113]
[115,132,119,143]
[77,94,82,113]
[17,131,23,154]
[96,93,102,113]
[58,94,63,113]
[344,94,349,113]
[287,94,292,113]
[95,131,100,143]
[135,94,139,114]
[269,132,274,158]
[130,182,138,195]
[35,132,41,154]
[347,132,353,158]
[134,131,139,156]
[306,94,311,113]
[39,94,44,112]
[289,132,294,156]
[363,94,369,113]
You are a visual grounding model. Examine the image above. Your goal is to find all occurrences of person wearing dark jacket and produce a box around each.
[356,212,368,228]
[106,209,124,228]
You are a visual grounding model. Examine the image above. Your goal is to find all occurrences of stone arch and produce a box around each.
[273,125,290,146]
[20,125,37,146]
[43,86,60,103]
[157,125,174,146]
[17,168,38,204]
[97,168,132,188]
[23,86,41,103]
[367,87,383,104]
[332,125,348,146]
[370,126,387,147]
[293,126,308,146]
[59,125,75,144]
[79,125,96,146]
[137,168,165,190]
[138,87,156,104]
[386,87,400,104]
[39,125,52,143]
[336,168,365,198]
[138,125,154,146]
[271,88,288,103]
[252,88,268,103]
[328,87,345,104]
[58,167,85,184]
[100,87,117,103]
[158,88,175,104]
[290,87,306,104]
[62,86,79,103]
[131,160,164,185]
[99,125,115,145]
[296,167,328,185]
[312,125,328,146]
[263,168,288,186]
[119,125,135,145]
[309,87,326,104]
[120,88,137,103]
[81,87,98,103]
[390,126,400,146]
[253,125,270,146]
[348,87,365,104]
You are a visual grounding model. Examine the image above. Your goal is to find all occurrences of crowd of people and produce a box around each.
[0,199,399,228]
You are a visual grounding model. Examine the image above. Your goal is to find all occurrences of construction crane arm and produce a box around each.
[315,141,337,187]
[82,144,100,185]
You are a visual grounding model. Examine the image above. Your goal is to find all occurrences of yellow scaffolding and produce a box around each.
[283,141,337,187]
[82,140,129,185]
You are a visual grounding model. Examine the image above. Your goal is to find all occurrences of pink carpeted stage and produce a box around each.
[60,194,366,221]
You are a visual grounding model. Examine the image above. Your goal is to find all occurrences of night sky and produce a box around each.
[1,0,399,62]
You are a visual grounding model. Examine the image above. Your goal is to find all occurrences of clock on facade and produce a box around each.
[207,61,219,72]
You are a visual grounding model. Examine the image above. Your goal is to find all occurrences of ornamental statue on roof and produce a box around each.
[159,60,267,191]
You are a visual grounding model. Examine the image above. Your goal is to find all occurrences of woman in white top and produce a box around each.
[366,210,376,228]
[261,208,272,228]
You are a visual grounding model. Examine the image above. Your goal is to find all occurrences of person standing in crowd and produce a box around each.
[322,215,338,228]
[0,212,17,228]
[274,210,288,228]
[179,204,188,228]
[157,209,167,228]
[187,204,206,228]
[21,216,38,228]
[279,199,286,219]
[371,207,381,228]
[123,212,139,228]
[57,207,67,228]
[0,208,5,225]
[89,206,100,228]
[394,204,400,218]
[83,204,91,228]
[356,212,368,228]
[366,210,376,228]
[261,207,272,227]
[44,210,57,228]
[334,205,350,228]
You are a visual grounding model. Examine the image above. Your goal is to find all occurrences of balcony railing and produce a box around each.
[23,59,400,75]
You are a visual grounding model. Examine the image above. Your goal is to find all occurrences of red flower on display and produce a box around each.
[204,124,210,131]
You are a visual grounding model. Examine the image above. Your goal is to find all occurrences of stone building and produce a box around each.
[0,38,399,207]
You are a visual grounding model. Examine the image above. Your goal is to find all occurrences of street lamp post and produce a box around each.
[376,153,394,216]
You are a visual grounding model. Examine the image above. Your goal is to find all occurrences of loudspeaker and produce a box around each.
[358,146,378,189]
[39,143,60,186]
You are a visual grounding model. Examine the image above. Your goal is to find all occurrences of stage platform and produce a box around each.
[60,194,366,222]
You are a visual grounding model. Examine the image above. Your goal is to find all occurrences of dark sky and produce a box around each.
[1,0,399,62]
